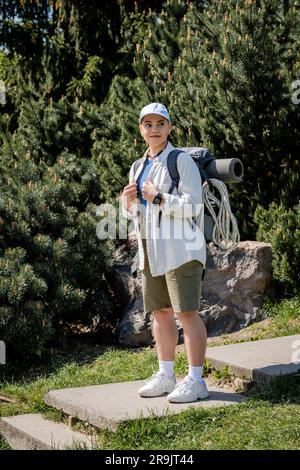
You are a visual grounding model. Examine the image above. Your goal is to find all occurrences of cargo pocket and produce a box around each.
[181,260,203,277]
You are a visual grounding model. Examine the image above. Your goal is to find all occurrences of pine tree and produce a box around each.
[104,0,300,240]
[173,0,300,237]
[0,85,117,362]
[0,1,166,103]
[92,0,192,205]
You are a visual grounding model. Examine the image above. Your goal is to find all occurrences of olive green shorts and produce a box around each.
[141,238,204,314]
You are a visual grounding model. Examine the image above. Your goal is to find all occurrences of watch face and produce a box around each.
[153,193,162,204]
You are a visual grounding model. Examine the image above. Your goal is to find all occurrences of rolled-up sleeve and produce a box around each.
[121,162,138,220]
[160,153,203,218]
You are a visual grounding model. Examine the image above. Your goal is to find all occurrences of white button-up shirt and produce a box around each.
[122,141,206,277]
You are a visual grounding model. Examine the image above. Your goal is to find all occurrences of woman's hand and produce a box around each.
[142,177,158,203]
[122,181,137,210]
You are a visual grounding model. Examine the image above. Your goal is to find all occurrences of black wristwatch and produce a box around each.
[152,192,163,205]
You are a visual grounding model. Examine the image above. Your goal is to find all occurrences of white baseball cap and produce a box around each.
[139,102,171,124]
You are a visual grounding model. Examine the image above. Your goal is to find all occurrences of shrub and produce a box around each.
[254,202,300,294]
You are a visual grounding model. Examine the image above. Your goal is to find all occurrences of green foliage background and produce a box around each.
[0,0,299,361]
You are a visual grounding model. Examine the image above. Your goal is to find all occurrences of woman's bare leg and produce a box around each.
[176,310,207,365]
[152,307,178,361]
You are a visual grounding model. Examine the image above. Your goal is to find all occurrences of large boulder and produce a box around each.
[108,233,272,347]
[200,241,273,336]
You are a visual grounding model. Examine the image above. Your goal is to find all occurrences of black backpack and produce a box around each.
[133,147,214,237]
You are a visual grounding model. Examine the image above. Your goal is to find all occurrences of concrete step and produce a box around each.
[0,413,94,450]
[206,334,300,383]
[44,377,245,432]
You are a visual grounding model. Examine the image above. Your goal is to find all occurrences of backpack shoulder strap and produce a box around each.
[166,148,200,225]
[166,149,182,193]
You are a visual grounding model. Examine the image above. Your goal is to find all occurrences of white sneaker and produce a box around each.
[138,372,176,397]
[167,376,209,403]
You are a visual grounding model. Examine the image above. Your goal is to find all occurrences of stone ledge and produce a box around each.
[0,413,94,450]
[206,334,300,384]
[44,378,246,432]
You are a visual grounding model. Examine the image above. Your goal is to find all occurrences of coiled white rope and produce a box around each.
[203,178,240,250]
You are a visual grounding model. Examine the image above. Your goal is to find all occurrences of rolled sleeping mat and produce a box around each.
[205,158,243,184]
[180,147,244,184]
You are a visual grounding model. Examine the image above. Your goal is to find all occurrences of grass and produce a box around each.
[212,366,231,382]
[262,295,300,330]
[0,347,159,412]
[93,399,300,450]
[67,374,300,450]
[0,436,11,450]
[0,295,300,450]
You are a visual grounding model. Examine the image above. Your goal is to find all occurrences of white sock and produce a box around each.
[159,360,175,378]
[188,365,204,384]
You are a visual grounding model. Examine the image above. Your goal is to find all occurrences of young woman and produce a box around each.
[121,103,209,403]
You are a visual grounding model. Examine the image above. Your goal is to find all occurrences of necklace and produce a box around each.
[148,141,168,159]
